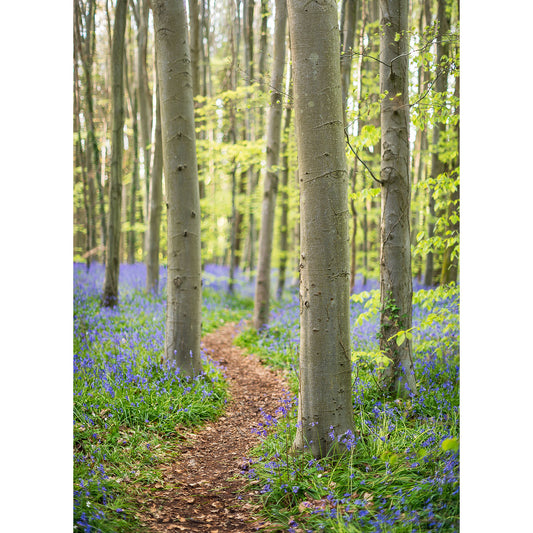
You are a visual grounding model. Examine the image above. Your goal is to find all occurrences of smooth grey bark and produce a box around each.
[378,0,416,396]
[288,0,354,458]
[410,0,429,281]
[340,0,357,117]
[239,0,255,275]
[135,0,153,239]
[153,0,202,376]
[127,89,139,265]
[257,0,269,92]
[440,69,459,285]
[276,60,293,300]
[188,0,202,98]
[425,0,449,286]
[227,0,241,294]
[252,0,287,330]
[340,0,357,290]
[102,0,128,307]
[146,74,163,294]
[74,75,94,270]
[200,0,212,98]
[74,7,92,269]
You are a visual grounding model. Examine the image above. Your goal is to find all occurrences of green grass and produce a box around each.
[73,264,253,532]
[238,284,460,532]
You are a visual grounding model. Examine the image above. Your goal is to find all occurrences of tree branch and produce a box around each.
[344,129,383,185]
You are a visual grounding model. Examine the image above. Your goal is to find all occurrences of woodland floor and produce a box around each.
[134,323,290,532]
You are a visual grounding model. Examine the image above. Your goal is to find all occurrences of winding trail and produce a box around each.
[136,323,290,532]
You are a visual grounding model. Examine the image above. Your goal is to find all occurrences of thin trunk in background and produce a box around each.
[378,0,416,396]
[340,0,357,115]
[102,0,128,307]
[440,66,460,284]
[228,0,241,294]
[276,58,293,300]
[188,0,206,259]
[239,0,254,274]
[257,0,269,92]
[188,0,202,98]
[146,72,163,294]
[74,59,93,269]
[76,0,106,263]
[127,91,140,264]
[134,0,153,249]
[410,0,430,280]
[243,0,269,273]
[252,0,287,330]
[340,0,357,290]
[425,0,449,286]
[124,17,139,265]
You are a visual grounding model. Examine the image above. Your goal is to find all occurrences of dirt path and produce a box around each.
[136,323,289,532]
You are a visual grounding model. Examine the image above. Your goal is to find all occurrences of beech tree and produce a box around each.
[288,0,355,458]
[378,0,416,396]
[131,0,153,234]
[425,0,449,286]
[252,0,287,330]
[145,72,163,294]
[276,60,293,300]
[74,0,460,317]
[152,0,202,376]
[101,0,128,307]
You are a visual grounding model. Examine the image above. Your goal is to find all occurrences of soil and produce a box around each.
[135,323,290,532]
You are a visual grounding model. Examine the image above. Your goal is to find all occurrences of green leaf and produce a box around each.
[396,331,406,346]
[417,449,428,460]
[441,437,459,452]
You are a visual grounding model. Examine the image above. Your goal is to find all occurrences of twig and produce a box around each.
[344,129,383,185]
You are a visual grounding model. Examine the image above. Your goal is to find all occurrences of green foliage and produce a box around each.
[350,290,381,327]
[74,265,258,531]
[413,171,460,263]
[239,280,459,531]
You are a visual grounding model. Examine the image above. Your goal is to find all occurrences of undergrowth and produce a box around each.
[237,278,459,532]
[73,263,253,532]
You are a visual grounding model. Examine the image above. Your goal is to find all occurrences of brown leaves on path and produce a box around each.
[135,322,290,532]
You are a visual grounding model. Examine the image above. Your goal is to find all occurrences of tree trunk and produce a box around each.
[74,9,92,269]
[425,0,449,286]
[76,0,107,263]
[242,0,269,274]
[276,60,293,300]
[227,0,240,295]
[128,91,139,264]
[252,0,287,330]
[153,0,202,377]
[239,0,254,275]
[146,73,163,293]
[188,0,202,98]
[288,0,354,458]
[341,0,358,291]
[257,0,269,92]
[136,0,153,247]
[378,0,416,397]
[440,71,460,285]
[340,0,357,116]
[102,0,128,307]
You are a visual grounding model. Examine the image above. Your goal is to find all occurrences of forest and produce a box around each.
[71,0,464,531]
